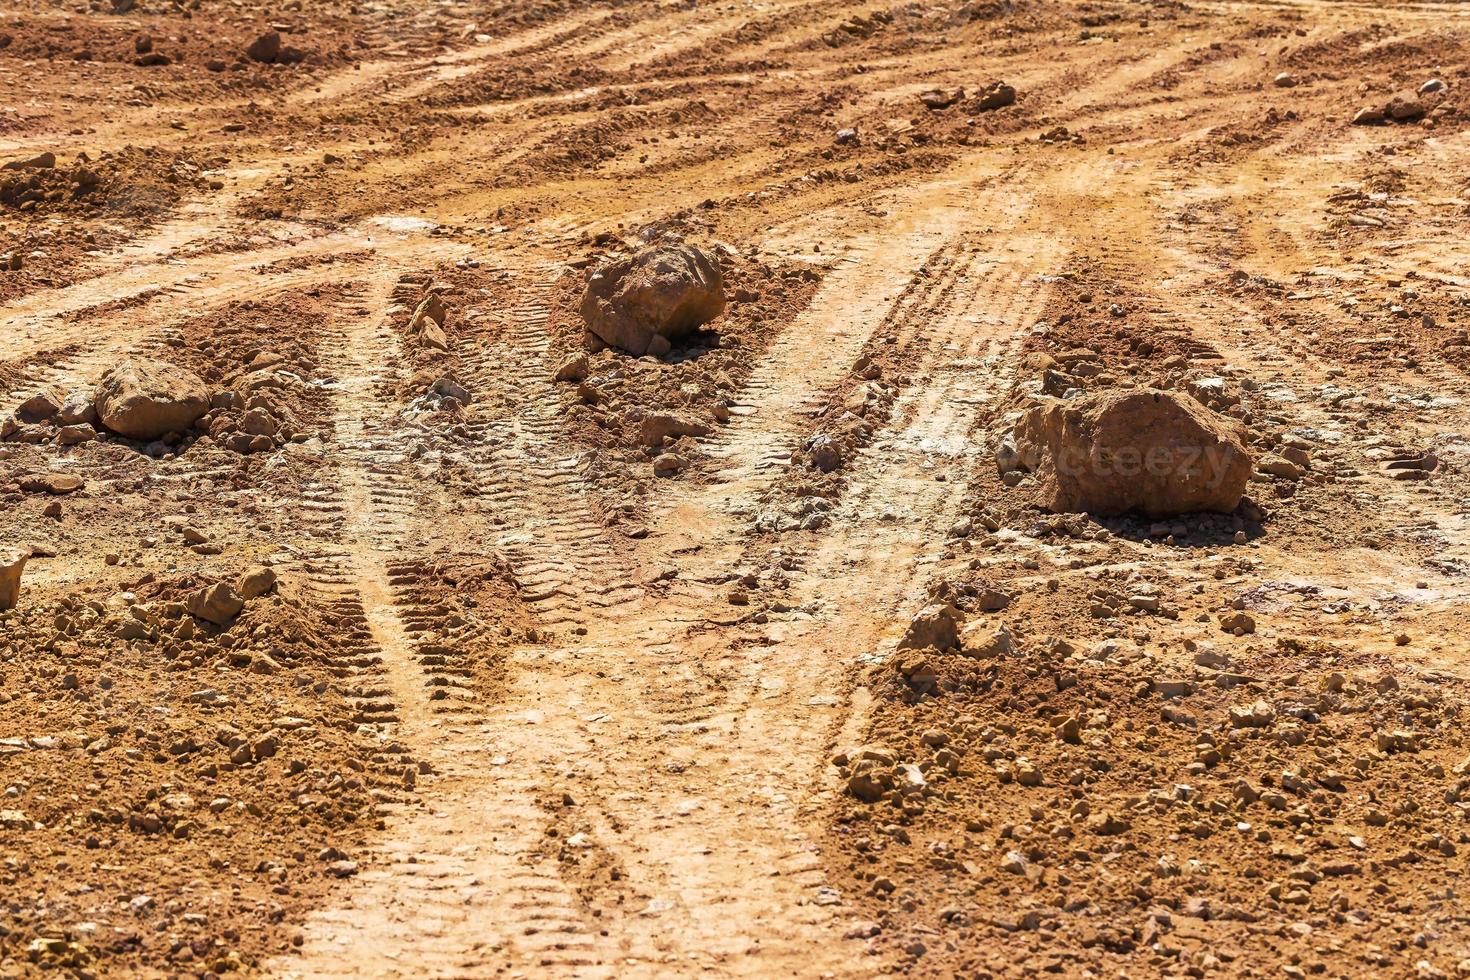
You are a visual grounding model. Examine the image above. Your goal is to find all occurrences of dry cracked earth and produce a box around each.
[3,0,1470,977]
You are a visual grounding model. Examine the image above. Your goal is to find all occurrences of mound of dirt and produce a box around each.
[580,243,726,356]
[0,147,210,217]
[1013,388,1253,516]
[833,629,1470,977]
[0,571,407,973]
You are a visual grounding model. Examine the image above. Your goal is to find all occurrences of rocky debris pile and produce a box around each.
[580,242,726,357]
[4,357,225,449]
[401,373,471,416]
[1038,125,1084,146]
[203,350,309,454]
[182,566,276,627]
[390,276,451,353]
[1351,80,1447,125]
[548,243,818,487]
[1008,388,1254,516]
[0,152,93,212]
[0,567,407,972]
[2,382,101,446]
[625,409,715,478]
[39,564,282,653]
[4,349,313,456]
[0,147,208,216]
[920,81,1016,113]
[833,627,1470,975]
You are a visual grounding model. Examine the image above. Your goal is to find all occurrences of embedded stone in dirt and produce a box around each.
[187,582,245,626]
[247,31,282,62]
[1013,388,1253,516]
[640,412,711,447]
[651,452,688,477]
[0,549,27,611]
[95,358,209,440]
[246,31,304,64]
[1384,90,1426,121]
[16,386,63,423]
[409,293,449,352]
[919,87,964,110]
[237,565,278,600]
[56,386,98,426]
[2,152,55,171]
[580,243,726,356]
[19,473,84,495]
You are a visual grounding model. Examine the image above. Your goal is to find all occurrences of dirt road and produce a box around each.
[3,1,1470,976]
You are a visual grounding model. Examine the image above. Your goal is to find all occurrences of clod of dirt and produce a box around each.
[580,243,726,356]
[95,357,210,440]
[246,31,305,65]
[0,548,26,610]
[920,88,965,110]
[553,353,589,382]
[1384,90,1427,121]
[971,80,1017,112]
[640,411,711,447]
[898,603,963,651]
[1013,388,1253,516]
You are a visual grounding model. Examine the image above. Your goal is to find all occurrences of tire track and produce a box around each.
[453,266,644,629]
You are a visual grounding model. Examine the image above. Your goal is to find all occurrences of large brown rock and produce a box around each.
[1014,388,1253,516]
[580,244,725,356]
[246,31,282,62]
[187,582,244,626]
[0,549,26,611]
[95,359,209,440]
